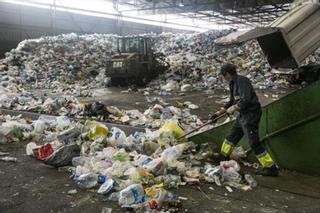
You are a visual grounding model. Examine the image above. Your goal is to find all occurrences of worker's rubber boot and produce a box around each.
[255,165,279,177]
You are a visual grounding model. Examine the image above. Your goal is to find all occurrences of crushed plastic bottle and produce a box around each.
[244,174,258,188]
[75,173,98,189]
[161,142,192,164]
[0,156,17,162]
[97,178,114,194]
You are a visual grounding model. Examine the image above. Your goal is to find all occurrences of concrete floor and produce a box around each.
[2,86,320,213]
[1,142,320,213]
[33,86,297,120]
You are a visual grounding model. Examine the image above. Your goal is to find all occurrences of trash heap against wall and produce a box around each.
[1,30,312,97]
[149,31,288,92]
[0,33,118,95]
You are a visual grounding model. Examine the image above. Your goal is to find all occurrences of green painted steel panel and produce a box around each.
[265,118,320,174]
[190,81,320,175]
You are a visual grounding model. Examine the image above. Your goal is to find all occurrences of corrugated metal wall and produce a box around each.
[0,2,185,57]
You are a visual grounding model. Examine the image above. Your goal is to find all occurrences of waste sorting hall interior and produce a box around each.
[0,0,320,212]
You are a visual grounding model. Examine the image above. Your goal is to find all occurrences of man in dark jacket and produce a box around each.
[212,63,279,176]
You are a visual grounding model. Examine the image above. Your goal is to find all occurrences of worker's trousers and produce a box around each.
[220,109,275,168]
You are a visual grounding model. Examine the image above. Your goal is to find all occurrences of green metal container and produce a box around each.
[190,81,320,175]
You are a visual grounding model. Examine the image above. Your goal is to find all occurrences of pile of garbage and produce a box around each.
[107,102,204,131]
[0,33,118,94]
[0,83,206,130]
[1,30,309,97]
[2,63,229,132]
[0,114,29,143]
[1,113,258,211]
[148,31,288,93]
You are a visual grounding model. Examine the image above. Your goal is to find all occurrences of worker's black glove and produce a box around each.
[209,108,227,122]
[209,113,218,121]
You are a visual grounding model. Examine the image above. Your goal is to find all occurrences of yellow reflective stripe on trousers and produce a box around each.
[221,140,233,156]
[257,152,274,168]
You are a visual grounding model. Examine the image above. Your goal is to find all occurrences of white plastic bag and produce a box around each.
[107,127,126,146]
[34,120,45,133]
[118,184,145,206]
[56,116,71,130]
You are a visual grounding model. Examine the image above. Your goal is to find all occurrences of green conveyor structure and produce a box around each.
[189,81,320,175]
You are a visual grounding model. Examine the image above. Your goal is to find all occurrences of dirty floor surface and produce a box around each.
[1,142,320,213]
[32,86,298,120]
[2,86,320,213]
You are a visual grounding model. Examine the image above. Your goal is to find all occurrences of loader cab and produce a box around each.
[106,36,161,86]
[117,37,150,61]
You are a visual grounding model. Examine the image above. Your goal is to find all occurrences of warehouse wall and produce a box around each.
[0,2,185,58]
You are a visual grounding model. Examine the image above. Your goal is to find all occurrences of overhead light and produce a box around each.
[177,0,184,7]
[0,0,216,31]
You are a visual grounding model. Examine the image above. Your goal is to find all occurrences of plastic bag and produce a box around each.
[9,127,24,141]
[75,165,90,177]
[88,125,109,140]
[83,120,109,140]
[118,184,145,206]
[157,130,176,147]
[205,160,242,186]
[34,120,45,133]
[37,115,57,128]
[142,141,160,156]
[72,156,90,167]
[112,149,130,162]
[133,154,153,167]
[45,144,80,167]
[161,80,177,91]
[180,84,192,92]
[103,147,117,159]
[56,116,71,131]
[107,127,126,146]
[161,142,192,164]
[26,142,40,156]
[105,160,132,178]
[143,158,166,176]
[160,121,185,143]
[90,157,113,174]
[220,160,240,172]
[231,146,247,159]
[75,173,98,189]
[57,126,81,144]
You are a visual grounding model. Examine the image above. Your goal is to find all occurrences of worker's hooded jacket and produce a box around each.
[224,74,261,117]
